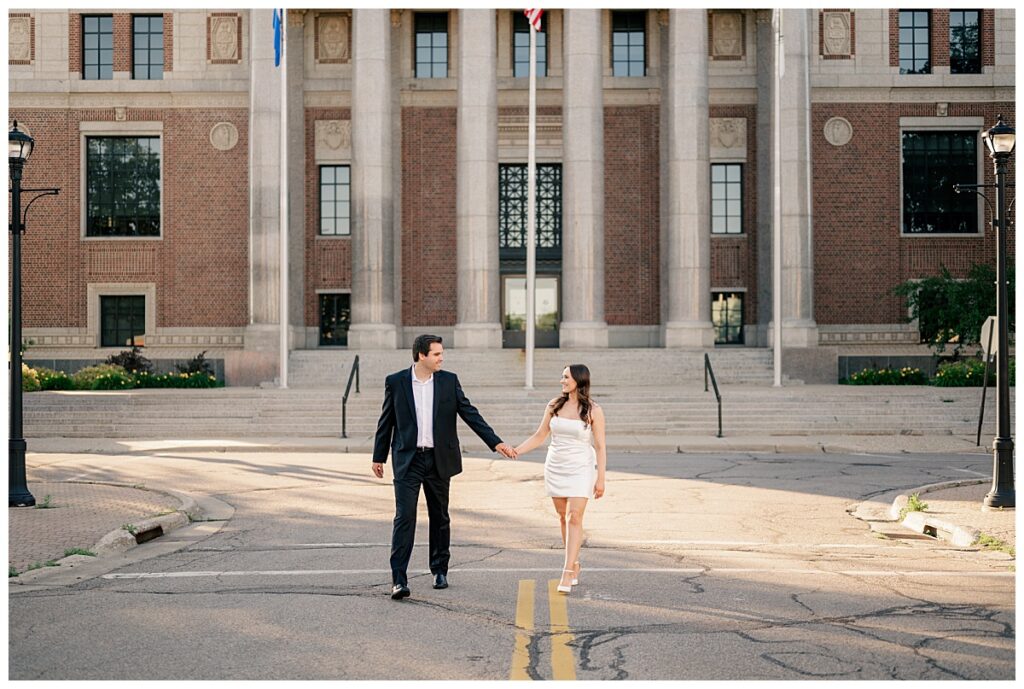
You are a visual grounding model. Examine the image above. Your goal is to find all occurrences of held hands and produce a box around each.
[496,442,519,460]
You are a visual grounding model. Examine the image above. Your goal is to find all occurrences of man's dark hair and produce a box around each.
[412,334,443,362]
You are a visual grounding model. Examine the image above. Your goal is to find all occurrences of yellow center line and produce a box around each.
[548,579,577,681]
[510,579,536,680]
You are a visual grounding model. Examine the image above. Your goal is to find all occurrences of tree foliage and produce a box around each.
[894,263,1015,355]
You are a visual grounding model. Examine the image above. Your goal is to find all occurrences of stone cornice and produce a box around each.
[10,91,249,109]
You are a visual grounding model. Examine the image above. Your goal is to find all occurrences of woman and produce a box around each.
[514,364,606,594]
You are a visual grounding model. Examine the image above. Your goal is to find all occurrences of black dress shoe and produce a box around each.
[391,584,410,600]
[432,573,448,589]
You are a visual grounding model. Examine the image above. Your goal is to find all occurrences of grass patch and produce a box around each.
[898,493,929,521]
[121,524,137,535]
[34,494,56,509]
[975,533,1015,558]
[26,561,59,571]
[9,566,19,578]
[63,548,96,558]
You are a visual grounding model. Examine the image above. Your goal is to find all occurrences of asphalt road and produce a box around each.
[9,448,1014,680]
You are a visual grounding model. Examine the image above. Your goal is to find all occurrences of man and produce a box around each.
[373,334,517,600]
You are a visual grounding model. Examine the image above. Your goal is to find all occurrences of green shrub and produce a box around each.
[842,367,928,385]
[72,364,131,390]
[163,371,221,388]
[35,367,74,391]
[24,363,224,392]
[105,345,153,374]
[894,263,1015,355]
[132,371,221,389]
[933,357,1017,387]
[90,369,136,390]
[131,371,166,388]
[21,364,41,392]
[175,350,215,377]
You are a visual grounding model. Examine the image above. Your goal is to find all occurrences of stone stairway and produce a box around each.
[287,347,798,389]
[23,384,1012,441]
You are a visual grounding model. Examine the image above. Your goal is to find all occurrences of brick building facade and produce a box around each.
[8,9,1015,384]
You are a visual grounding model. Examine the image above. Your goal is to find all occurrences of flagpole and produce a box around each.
[525,19,537,390]
[279,9,289,389]
[772,9,783,388]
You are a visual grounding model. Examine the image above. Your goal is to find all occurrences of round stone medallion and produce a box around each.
[209,122,239,151]
[823,117,853,147]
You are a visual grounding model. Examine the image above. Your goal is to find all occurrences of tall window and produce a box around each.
[86,136,161,237]
[712,292,744,345]
[513,11,547,78]
[83,15,113,80]
[319,294,351,346]
[319,165,351,236]
[612,11,646,77]
[711,164,743,234]
[898,10,930,74]
[132,15,164,80]
[415,12,448,78]
[499,164,562,249]
[101,296,146,348]
[902,131,978,234]
[949,10,981,74]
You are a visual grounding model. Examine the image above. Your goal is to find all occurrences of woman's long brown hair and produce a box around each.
[550,364,593,426]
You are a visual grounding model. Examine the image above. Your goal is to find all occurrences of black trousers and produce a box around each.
[390,449,451,586]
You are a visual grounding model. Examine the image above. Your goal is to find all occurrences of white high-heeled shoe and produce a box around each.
[571,560,581,586]
[557,569,574,594]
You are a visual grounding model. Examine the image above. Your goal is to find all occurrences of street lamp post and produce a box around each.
[981,115,1015,509]
[9,120,36,506]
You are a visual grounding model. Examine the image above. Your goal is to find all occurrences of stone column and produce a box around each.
[286,13,306,348]
[779,8,818,347]
[349,9,398,349]
[663,9,714,348]
[755,10,774,347]
[453,9,502,348]
[244,9,284,372]
[560,9,609,348]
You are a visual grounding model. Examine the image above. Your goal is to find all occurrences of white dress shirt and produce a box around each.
[411,365,435,448]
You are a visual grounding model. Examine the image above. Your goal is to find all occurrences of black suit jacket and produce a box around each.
[373,368,502,480]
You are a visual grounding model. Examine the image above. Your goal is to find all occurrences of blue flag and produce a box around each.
[273,9,283,67]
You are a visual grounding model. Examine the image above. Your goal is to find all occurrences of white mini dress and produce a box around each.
[544,415,597,498]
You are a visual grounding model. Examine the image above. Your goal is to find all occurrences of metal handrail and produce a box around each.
[704,353,723,438]
[341,355,361,439]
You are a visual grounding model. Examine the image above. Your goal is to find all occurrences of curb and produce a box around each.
[25,434,992,456]
[12,481,203,582]
[890,478,989,547]
[82,481,203,557]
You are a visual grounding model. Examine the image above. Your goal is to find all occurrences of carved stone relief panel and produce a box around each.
[711,12,744,59]
[9,15,33,63]
[823,117,853,147]
[710,118,747,159]
[208,14,241,64]
[210,122,239,151]
[317,13,351,63]
[315,120,352,160]
[822,11,852,57]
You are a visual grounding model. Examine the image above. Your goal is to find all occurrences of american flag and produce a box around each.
[524,8,543,32]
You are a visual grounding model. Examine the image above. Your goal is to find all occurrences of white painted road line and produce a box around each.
[285,540,945,550]
[102,567,1015,580]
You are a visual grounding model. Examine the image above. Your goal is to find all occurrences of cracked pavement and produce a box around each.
[8,447,1014,680]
